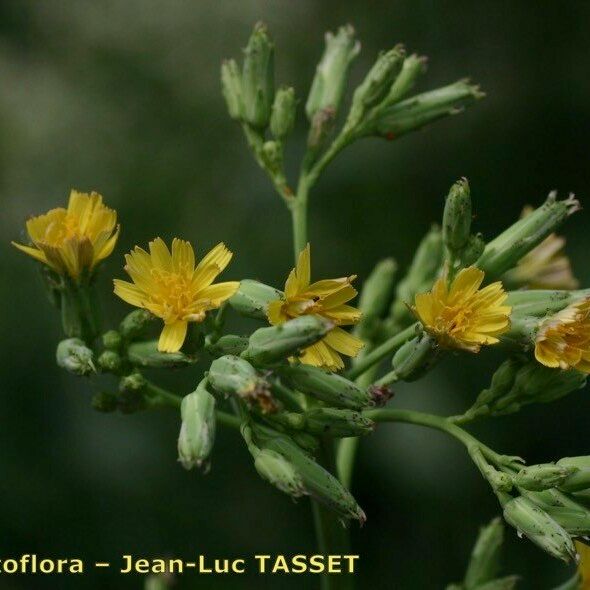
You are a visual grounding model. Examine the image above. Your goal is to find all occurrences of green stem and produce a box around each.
[345,323,418,381]
[364,408,503,464]
[291,174,311,261]
[314,438,354,590]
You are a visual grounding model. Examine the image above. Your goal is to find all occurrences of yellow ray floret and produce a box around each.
[413,266,511,353]
[114,238,239,353]
[12,189,119,279]
[535,297,590,373]
[267,244,363,371]
[576,541,590,589]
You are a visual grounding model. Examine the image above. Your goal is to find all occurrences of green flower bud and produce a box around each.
[383,53,427,105]
[102,329,122,351]
[254,448,306,497]
[279,364,374,409]
[127,340,198,368]
[260,140,283,174]
[354,258,397,340]
[507,288,590,318]
[208,355,262,397]
[241,315,334,366]
[257,427,365,522]
[91,391,118,413]
[455,358,586,423]
[229,279,283,320]
[443,178,472,256]
[97,350,122,373]
[557,457,590,492]
[307,107,336,151]
[502,496,575,562]
[242,22,275,128]
[370,80,483,139]
[56,338,95,376]
[390,333,439,382]
[305,25,360,120]
[346,46,405,128]
[118,372,147,413]
[475,576,520,590]
[270,86,296,139]
[119,309,154,341]
[275,408,374,437]
[178,381,216,471]
[514,464,575,492]
[387,225,443,330]
[477,193,580,280]
[470,447,513,493]
[206,335,249,357]
[463,518,504,589]
[221,58,243,120]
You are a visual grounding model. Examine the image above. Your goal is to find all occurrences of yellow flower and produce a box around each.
[413,266,511,352]
[534,297,590,373]
[502,208,578,289]
[114,238,239,353]
[12,189,119,279]
[267,244,363,371]
[576,540,590,589]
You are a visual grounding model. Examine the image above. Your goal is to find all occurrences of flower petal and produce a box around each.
[113,279,146,307]
[196,281,240,307]
[158,321,188,352]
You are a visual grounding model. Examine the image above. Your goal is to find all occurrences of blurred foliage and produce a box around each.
[1,0,589,588]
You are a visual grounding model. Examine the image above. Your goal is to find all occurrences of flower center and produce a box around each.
[148,268,195,320]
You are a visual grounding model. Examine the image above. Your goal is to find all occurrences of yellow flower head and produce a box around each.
[576,540,590,589]
[413,266,511,353]
[502,207,578,290]
[534,297,590,373]
[114,238,239,353]
[267,244,363,371]
[12,189,119,280]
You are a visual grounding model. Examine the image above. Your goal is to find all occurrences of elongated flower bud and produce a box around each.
[229,280,284,320]
[208,355,264,397]
[242,22,275,128]
[206,335,249,358]
[270,86,296,139]
[463,518,504,589]
[355,258,397,340]
[390,333,439,382]
[178,381,216,471]
[253,448,306,497]
[507,288,590,318]
[256,427,365,522]
[305,25,360,120]
[119,309,155,341]
[370,80,483,139]
[514,464,575,492]
[346,46,405,128]
[383,53,427,105]
[127,340,198,368]
[241,315,334,366]
[221,59,243,120]
[443,178,472,258]
[274,408,374,437]
[455,358,586,423]
[56,338,95,376]
[279,364,374,409]
[503,496,576,562]
[477,192,580,280]
[557,457,590,492]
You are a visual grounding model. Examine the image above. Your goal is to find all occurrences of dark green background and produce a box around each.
[1,1,589,588]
